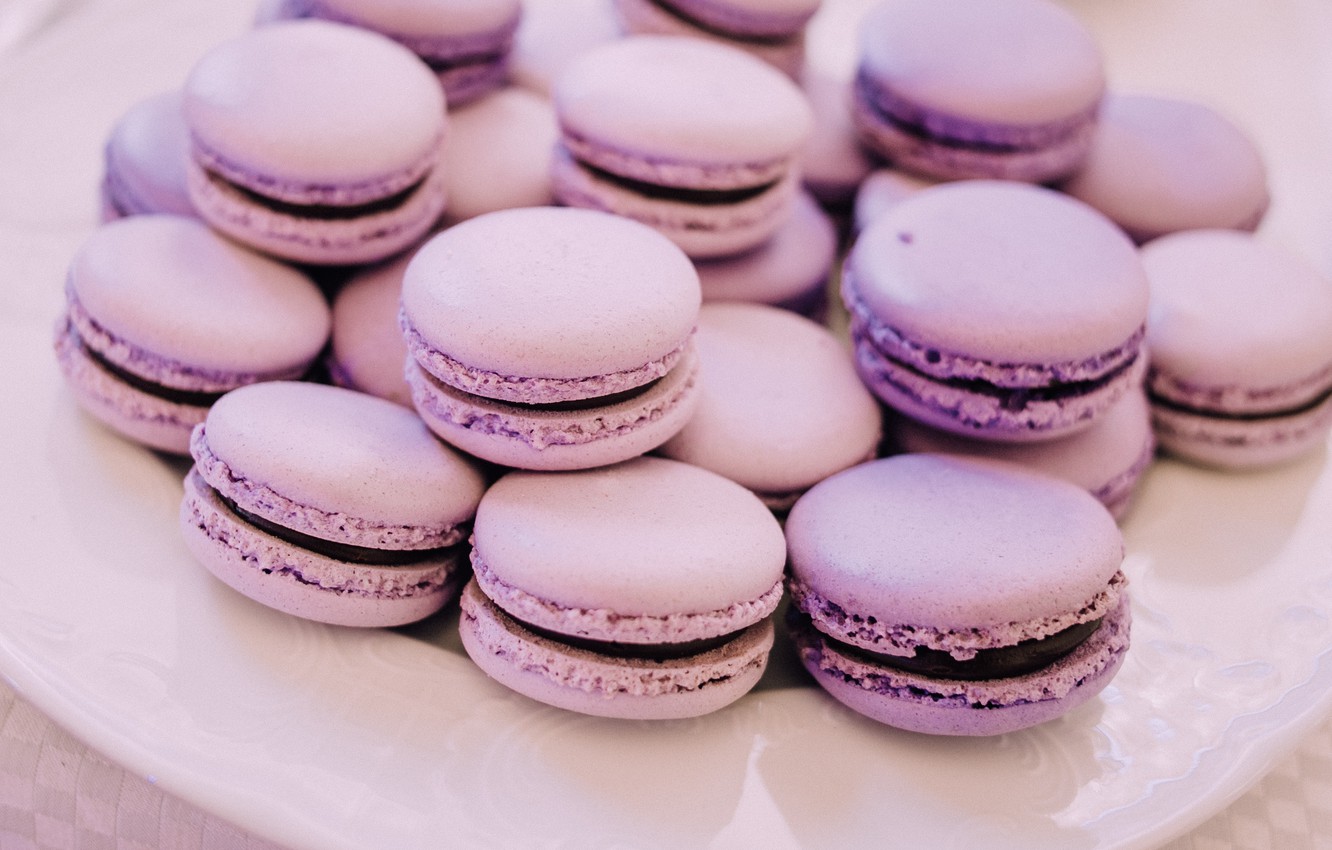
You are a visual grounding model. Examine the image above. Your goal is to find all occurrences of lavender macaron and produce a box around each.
[440,87,558,225]
[1142,229,1332,469]
[54,215,330,454]
[609,0,821,77]
[100,90,195,221]
[182,20,448,265]
[842,180,1149,441]
[459,456,786,719]
[272,0,523,107]
[852,0,1105,182]
[786,453,1131,736]
[401,206,702,470]
[180,381,487,627]
[551,35,813,259]
[326,250,415,408]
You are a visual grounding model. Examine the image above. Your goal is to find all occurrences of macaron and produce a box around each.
[842,180,1149,441]
[1141,229,1332,469]
[54,215,331,454]
[400,206,702,470]
[1057,92,1270,244]
[100,90,195,221]
[852,0,1105,182]
[798,68,877,215]
[695,191,837,318]
[551,35,814,259]
[272,0,523,107]
[851,167,938,236]
[459,456,787,719]
[182,20,448,265]
[508,0,620,97]
[888,388,1155,520]
[659,302,882,510]
[326,250,415,408]
[608,0,820,77]
[180,381,487,627]
[785,453,1131,736]
[440,87,558,225]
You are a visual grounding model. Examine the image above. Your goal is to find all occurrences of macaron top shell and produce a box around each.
[844,181,1148,364]
[329,250,413,406]
[195,381,486,545]
[1143,229,1332,390]
[441,87,558,223]
[302,0,521,37]
[401,207,700,381]
[554,36,813,169]
[67,215,330,379]
[103,90,195,218]
[786,454,1123,633]
[857,0,1104,126]
[183,20,445,193]
[472,457,785,618]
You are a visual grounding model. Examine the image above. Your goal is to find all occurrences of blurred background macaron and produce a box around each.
[181,381,487,627]
[182,20,448,265]
[326,249,416,408]
[100,90,195,222]
[54,215,330,454]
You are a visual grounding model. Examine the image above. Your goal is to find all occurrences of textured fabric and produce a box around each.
[1,679,1329,847]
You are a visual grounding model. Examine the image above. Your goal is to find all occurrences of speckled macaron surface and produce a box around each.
[180,381,487,627]
[182,20,448,264]
[1142,229,1332,468]
[660,302,881,509]
[852,0,1105,182]
[460,456,786,718]
[1058,92,1270,244]
[101,90,195,221]
[842,180,1149,441]
[551,35,813,258]
[400,206,702,469]
[785,453,1130,735]
[54,215,330,454]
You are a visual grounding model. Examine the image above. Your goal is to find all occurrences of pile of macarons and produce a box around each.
[51,0,1332,735]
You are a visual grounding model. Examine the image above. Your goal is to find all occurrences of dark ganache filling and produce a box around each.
[208,170,428,220]
[498,378,664,412]
[1147,382,1332,421]
[517,617,738,661]
[789,607,1102,681]
[647,0,796,45]
[577,159,780,206]
[82,339,227,408]
[218,492,452,566]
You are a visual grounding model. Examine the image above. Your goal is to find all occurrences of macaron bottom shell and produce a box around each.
[405,346,701,471]
[180,469,466,627]
[458,581,774,720]
[789,594,1131,736]
[1150,395,1332,470]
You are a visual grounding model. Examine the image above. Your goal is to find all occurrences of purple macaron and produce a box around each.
[1142,229,1332,469]
[459,456,786,719]
[270,0,523,107]
[842,180,1149,441]
[54,215,331,454]
[852,0,1105,183]
[180,381,488,627]
[326,250,416,408]
[440,87,558,225]
[400,206,702,470]
[100,90,195,222]
[786,453,1131,736]
[551,35,813,259]
[609,0,821,77]
[182,20,448,265]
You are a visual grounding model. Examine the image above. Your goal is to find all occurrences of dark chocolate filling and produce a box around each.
[500,377,664,412]
[576,159,780,206]
[646,0,795,45]
[791,606,1102,681]
[518,617,737,661]
[208,170,428,220]
[82,339,227,408]
[423,50,505,74]
[1147,382,1332,421]
[217,491,453,566]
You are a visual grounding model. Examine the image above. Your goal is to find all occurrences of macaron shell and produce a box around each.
[194,382,486,545]
[405,344,701,471]
[792,592,1130,735]
[66,216,330,384]
[183,21,445,192]
[1150,397,1332,470]
[659,302,881,500]
[472,456,786,619]
[327,251,414,407]
[857,0,1104,127]
[785,454,1124,635]
[608,0,806,78]
[458,581,773,719]
[181,468,465,627]
[554,35,812,171]
[509,0,620,97]
[101,90,195,220]
[844,181,1148,365]
[652,0,820,37]
[401,207,700,384]
[441,88,557,224]
[799,69,877,207]
[298,0,522,39]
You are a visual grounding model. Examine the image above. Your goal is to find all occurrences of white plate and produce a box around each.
[3,1,1332,848]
